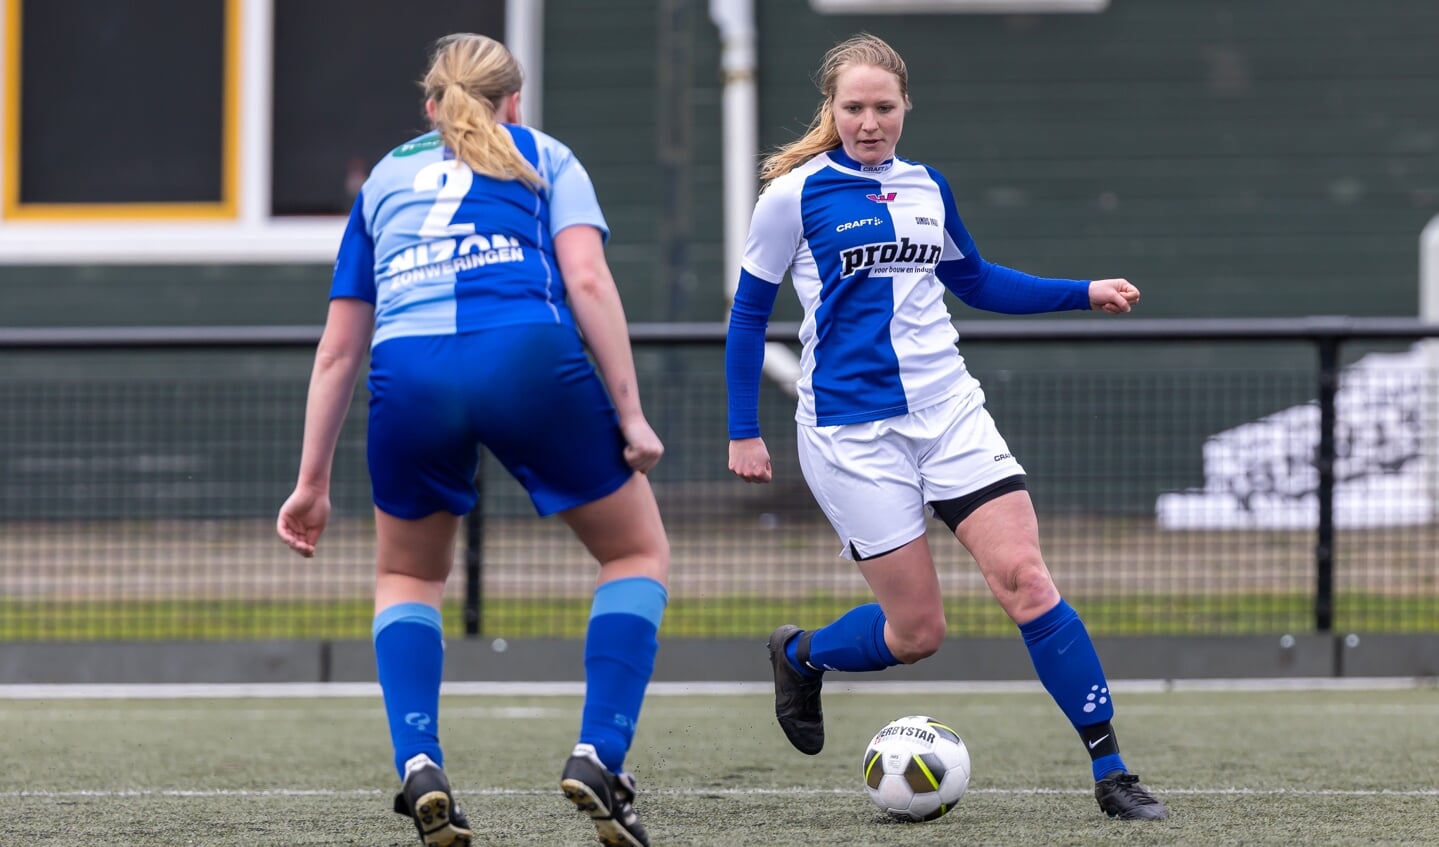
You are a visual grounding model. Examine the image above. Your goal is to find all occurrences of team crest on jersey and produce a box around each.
[392,137,442,157]
[866,192,897,203]
[840,236,941,277]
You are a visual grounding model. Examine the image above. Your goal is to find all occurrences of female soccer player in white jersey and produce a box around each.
[277,33,664,847]
[725,33,1168,821]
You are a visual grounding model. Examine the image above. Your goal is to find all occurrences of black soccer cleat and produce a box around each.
[1095,770,1170,820]
[768,624,825,755]
[560,743,650,847]
[393,754,474,846]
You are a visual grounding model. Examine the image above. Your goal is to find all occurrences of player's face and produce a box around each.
[831,64,905,166]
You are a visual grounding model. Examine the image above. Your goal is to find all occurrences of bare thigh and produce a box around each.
[953,490,1058,624]
[559,472,670,587]
[373,508,463,610]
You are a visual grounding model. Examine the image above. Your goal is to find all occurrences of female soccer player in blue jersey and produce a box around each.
[277,33,664,847]
[726,33,1168,821]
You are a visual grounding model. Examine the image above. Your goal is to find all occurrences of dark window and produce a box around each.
[17,0,227,205]
[270,1,506,216]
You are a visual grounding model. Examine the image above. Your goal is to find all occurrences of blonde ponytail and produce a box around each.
[759,104,841,186]
[423,33,543,190]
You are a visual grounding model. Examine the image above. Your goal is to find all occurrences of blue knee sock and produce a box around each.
[581,577,667,773]
[790,603,900,674]
[1019,598,1127,780]
[373,602,446,779]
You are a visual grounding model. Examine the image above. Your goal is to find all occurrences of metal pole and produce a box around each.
[1314,336,1339,632]
[1419,214,1439,520]
[463,453,485,637]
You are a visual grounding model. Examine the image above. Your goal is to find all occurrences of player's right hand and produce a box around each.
[729,437,773,483]
[277,487,331,558]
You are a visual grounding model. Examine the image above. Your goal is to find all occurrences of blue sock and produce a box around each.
[1019,598,1128,780]
[581,577,667,773]
[790,603,900,674]
[373,602,446,779]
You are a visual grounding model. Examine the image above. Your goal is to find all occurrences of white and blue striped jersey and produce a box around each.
[330,127,609,348]
[727,148,1090,436]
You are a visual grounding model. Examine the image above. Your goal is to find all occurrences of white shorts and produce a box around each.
[796,390,1026,560]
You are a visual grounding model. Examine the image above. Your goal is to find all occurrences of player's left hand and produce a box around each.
[1089,278,1140,314]
[620,417,665,474]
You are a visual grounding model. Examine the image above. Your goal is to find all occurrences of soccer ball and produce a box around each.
[862,715,971,822]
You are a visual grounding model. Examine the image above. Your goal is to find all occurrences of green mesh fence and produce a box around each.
[1,329,1436,641]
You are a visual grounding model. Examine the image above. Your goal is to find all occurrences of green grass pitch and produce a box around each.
[0,684,1436,845]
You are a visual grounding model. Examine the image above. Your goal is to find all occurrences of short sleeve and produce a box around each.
[543,142,610,243]
[329,191,376,303]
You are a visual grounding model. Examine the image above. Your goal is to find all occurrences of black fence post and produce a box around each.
[463,453,485,637]
[1314,335,1339,633]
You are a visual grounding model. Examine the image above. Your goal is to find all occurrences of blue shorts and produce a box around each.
[366,323,631,519]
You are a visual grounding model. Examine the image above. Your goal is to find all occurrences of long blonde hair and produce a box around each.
[423,33,543,190]
[759,33,912,187]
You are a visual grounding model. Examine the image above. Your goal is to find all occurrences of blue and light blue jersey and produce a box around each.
[330,127,609,348]
[726,149,1091,436]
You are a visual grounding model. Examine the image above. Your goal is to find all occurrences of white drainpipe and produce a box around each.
[1421,214,1439,517]
[507,0,544,129]
[711,0,801,396]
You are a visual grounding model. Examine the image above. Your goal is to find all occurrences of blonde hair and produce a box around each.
[759,33,912,187]
[423,33,543,190]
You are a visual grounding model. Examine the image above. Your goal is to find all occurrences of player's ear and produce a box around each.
[502,91,523,125]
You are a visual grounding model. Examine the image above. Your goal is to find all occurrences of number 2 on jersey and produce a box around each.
[413,161,476,238]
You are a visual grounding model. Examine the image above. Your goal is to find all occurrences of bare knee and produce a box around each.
[598,538,670,585]
[886,614,947,664]
[992,558,1060,623]
[633,543,671,584]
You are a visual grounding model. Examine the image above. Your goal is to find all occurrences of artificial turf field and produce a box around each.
[0,680,1435,846]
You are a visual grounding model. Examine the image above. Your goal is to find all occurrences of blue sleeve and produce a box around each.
[937,252,1091,314]
[925,165,1090,314]
[329,191,377,303]
[725,270,780,439]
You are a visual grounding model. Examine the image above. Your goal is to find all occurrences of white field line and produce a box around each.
[2,787,1437,799]
[0,706,570,721]
[7,702,1439,721]
[0,677,1433,700]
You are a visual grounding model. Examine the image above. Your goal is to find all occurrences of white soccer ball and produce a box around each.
[862,715,971,822]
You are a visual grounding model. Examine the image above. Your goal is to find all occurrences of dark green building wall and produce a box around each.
[752,0,1439,323]
[1,0,1434,328]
